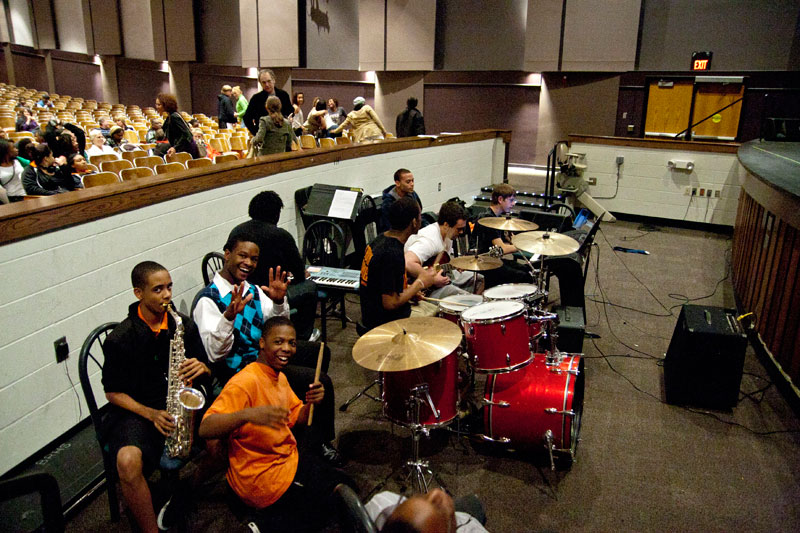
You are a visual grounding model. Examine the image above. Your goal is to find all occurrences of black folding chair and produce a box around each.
[0,472,64,532]
[201,251,224,286]
[302,219,348,341]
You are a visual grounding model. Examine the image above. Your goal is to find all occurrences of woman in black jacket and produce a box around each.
[156,93,197,158]
[21,144,81,196]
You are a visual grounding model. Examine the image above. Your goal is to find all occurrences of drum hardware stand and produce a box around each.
[402,383,445,493]
[339,376,382,412]
[544,430,557,471]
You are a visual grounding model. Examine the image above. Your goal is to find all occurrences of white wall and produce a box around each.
[572,142,744,226]
[0,138,505,475]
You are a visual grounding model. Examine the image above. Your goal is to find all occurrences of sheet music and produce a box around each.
[328,189,359,219]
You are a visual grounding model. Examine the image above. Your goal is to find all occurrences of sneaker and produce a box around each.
[157,494,184,531]
[308,328,321,342]
[320,442,346,467]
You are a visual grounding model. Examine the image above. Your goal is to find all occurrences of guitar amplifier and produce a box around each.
[554,305,585,353]
[664,305,747,410]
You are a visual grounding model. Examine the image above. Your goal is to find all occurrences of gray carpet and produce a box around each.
[66,219,800,532]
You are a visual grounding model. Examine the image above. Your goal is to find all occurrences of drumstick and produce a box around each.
[308,342,324,425]
[420,295,473,306]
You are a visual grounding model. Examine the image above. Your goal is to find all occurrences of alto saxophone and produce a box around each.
[164,302,205,459]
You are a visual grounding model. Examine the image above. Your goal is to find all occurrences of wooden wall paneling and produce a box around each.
[748,211,773,315]
[644,80,694,137]
[773,240,800,372]
[765,225,797,351]
[755,219,783,338]
[51,56,103,101]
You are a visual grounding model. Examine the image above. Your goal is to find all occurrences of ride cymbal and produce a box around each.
[477,217,539,232]
[448,254,503,271]
[352,317,463,372]
[512,231,580,256]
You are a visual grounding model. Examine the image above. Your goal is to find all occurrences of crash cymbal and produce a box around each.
[448,254,503,271]
[352,317,463,372]
[477,216,539,232]
[512,231,580,256]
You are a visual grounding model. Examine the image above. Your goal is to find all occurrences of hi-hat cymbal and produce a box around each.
[477,217,539,232]
[448,254,503,271]
[512,231,580,256]
[352,317,463,372]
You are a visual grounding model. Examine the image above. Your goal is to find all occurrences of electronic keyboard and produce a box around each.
[308,266,360,291]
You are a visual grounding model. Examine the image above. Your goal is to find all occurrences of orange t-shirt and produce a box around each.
[203,362,303,508]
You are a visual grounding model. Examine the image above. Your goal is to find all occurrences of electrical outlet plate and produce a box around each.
[588,177,597,185]
[54,336,68,363]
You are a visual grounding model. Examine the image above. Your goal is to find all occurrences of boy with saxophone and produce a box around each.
[102,261,210,533]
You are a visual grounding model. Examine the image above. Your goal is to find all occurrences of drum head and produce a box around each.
[484,283,539,300]
[461,300,525,322]
[439,294,484,313]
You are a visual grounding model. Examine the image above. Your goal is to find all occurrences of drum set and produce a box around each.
[351,216,586,490]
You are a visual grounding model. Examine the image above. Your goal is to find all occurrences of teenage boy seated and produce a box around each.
[193,233,342,465]
[199,316,352,532]
[102,261,211,533]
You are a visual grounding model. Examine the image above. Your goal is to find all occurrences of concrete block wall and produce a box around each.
[0,138,504,475]
[572,142,744,226]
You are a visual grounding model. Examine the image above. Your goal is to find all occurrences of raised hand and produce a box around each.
[223,282,253,321]
[261,266,288,303]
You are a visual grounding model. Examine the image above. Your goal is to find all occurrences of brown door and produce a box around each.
[692,83,744,141]
[644,80,694,138]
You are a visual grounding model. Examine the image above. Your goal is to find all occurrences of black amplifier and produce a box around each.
[664,305,747,410]
[555,305,585,354]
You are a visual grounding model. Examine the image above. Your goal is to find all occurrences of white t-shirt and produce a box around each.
[405,223,451,264]
[0,160,25,197]
[86,145,120,159]
[365,491,489,532]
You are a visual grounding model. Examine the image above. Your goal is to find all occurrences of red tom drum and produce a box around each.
[460,301,532,373]
[483,353,584,459]
[383,351,458,427]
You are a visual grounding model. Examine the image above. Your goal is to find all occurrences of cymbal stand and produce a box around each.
[404,383,442,493]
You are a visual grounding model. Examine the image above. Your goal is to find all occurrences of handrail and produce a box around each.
[0,130,511,245]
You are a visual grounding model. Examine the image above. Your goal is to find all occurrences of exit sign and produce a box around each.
[692,51,712,71]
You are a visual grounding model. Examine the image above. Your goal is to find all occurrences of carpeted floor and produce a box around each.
[66,218,800,532]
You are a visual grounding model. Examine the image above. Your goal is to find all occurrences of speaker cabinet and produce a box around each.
[555,305,585,354]
[664,305,747,410]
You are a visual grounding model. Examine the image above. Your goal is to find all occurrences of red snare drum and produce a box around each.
[528,310,558,351]
[483,353,584,460]
[383,351,458,427]
[460,301,532,373]
[438,294,484,328]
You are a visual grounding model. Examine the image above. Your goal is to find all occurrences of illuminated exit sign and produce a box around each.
[692,51,712,71]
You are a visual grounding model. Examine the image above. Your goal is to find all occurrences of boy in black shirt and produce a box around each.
[102,261,210,532]
[360,196,434,330]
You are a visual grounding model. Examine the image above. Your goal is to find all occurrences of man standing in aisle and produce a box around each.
[243,69,293,135]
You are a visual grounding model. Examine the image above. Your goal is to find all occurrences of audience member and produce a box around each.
[231,86,248,125]
[199,316,351,532]
[43,119,86,160]
[114,117,133,131]
[0,139,26,202]
[252,96,299,156]
[16,138,35,166]
[15,107,38,132]
[326,98,347,126]
[145,118,162,143]
[152,129,171,158]
[304,99,329,138]
[65,153,95,185]
[35,93,53,108]
[368,489,489,533]
[243,69,292,135]
[330,96,388,142]
[21,143,81,195]
[396,96,425,137]
[101,261,211,533]
[291,92,305,135]
[91,117,113,139]
[106,126,126,151]
[156,93,197,158]
[217,85,236,129]
[188,118,200,129]
[228,191,317,341]
[86,132,120,159]
[380,168,423,232]
[360,196,434,330]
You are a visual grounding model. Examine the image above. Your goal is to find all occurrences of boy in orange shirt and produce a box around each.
[199,316,351,531]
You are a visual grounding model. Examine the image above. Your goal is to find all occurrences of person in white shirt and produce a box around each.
[85,132,120,159]
[366,489,489,533]
[405,201,483,299]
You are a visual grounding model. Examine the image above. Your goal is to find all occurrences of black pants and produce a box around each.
[288,279,318,341]
[283,343,335,443]
[249,435,353,532]
[483,259,535,288]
